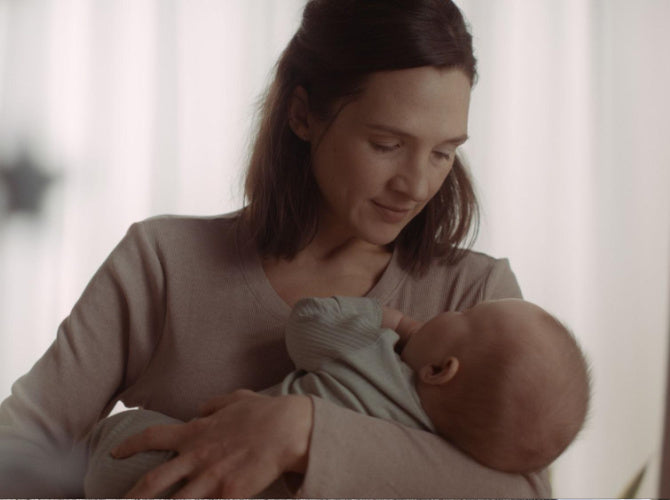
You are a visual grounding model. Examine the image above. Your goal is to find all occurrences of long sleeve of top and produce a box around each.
[0,214,550,498]
[284,296,386,370]
[274,296,434,431]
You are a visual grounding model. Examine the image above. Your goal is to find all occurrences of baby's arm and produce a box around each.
[381,306,423,348]
[85,409,182,498]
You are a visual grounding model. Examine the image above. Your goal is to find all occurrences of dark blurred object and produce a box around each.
[0,149,55,216]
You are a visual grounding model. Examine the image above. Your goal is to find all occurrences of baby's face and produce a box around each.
[400,299,542,372]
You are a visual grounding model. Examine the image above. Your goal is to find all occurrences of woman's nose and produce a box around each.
[389,155,431,201]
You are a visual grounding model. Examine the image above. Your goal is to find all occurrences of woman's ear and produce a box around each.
[418,356,459,386]
[288,86,311,141]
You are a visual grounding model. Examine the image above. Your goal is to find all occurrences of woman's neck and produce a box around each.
[262,227,393,307]
[302,211,392,262]
[301,233,387,264]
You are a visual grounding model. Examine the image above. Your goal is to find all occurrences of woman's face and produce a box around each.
[308,66,471,246]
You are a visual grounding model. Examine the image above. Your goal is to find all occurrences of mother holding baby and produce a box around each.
[0,0,551,497]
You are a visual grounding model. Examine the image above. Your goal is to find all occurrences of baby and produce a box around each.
[84,296,590,497]
[384,297,590,474]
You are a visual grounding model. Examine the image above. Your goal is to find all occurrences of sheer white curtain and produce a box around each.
[0,0,304,397]
[458,0,670,496]
[0,0,669,497]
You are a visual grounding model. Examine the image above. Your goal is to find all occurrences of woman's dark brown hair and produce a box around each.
[244,0,479,275]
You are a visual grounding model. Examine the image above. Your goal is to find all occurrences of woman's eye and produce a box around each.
[433,151,453,162]
[370,142,400,153]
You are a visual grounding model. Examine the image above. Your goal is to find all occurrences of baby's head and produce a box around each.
[401,299,590,473]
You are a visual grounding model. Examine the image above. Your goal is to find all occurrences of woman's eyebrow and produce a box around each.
[364,123,412,137]
[444,134,469,146]
[364,123,468,145]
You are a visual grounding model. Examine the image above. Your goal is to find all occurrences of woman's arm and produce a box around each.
[112,390,313,498]
[111,391,548,499]
[0,222,166,497]
[300,397,549,498]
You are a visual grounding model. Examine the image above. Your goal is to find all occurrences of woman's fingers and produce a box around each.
[186,392,312,497]
[112,423,183,458]
[169,461,231,499]
[198,388,257,416]
[169,452,279,499]
[123,453,192,499]
[198,397,226,417]
[113,391,312,498]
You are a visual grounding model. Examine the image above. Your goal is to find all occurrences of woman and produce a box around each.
[0,0,550,497]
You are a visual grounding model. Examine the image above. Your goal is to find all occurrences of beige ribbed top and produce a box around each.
[0,213,550,497]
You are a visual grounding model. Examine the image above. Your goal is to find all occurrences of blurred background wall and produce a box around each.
[0,0,668,496]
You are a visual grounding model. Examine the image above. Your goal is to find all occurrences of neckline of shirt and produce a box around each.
[233,216,408,320]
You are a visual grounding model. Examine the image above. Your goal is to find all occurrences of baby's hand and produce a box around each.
[382,306,423,346]
[381,306,405,330]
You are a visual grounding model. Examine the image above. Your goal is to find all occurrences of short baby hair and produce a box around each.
[437,311,591,473]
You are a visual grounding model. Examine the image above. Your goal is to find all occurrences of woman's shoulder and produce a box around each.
[442,248,513,278]
[403,247,514,287]
[388,248,522,318]
[440,248,520,298]
[114,211,246,268]
[135,210,242,237]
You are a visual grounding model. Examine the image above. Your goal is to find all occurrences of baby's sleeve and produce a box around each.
[285,296,387,371]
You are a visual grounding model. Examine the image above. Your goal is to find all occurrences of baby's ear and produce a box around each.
[418,357,459,385]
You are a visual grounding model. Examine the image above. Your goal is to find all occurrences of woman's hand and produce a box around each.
[111,389,313,498]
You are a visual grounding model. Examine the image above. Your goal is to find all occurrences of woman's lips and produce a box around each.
[372,201,413,224]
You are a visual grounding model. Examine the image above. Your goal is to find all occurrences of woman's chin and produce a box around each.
[358,223,405,247]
